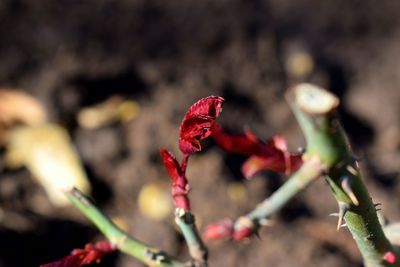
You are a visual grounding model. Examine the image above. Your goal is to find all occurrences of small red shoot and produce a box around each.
[202,219,234,241]
[179,96,224,155]
[40,241,115,267]
[202,218,254,241]
[232,226,254,241]
[160,149,191,211]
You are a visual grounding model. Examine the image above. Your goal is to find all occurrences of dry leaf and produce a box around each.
[0,89,47,126]
[0,89,47,144]
[77,95,139,129]
[5,124,91,206]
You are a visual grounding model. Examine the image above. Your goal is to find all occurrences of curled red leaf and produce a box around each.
[211,125,303,178]
[40,241,115,267]
[211,124,263,155]
[160,149,190,211]
[179,96,224,155]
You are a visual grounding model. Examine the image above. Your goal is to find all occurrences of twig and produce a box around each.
[175,208,208,266]
[232,156,322,239]
[66,188,186,267]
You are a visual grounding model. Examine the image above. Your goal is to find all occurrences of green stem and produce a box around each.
[288,83,400,267]
[66,188,185,267]
[231,157,321,236]
[175,208,208,266]
[247,157,321,221]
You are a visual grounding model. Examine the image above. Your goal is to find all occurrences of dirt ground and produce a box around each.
[0,1,400,266]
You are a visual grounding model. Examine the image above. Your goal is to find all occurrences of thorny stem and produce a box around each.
[288,83,400,267]
[66,188,186,267]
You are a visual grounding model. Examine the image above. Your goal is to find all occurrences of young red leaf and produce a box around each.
[179,96,224,155]
[211,125,303,178]
[160,149,191,211]
[40,241,115,267]
[160,149,183,184]
[211,124,263,156]
[242,155,275,178]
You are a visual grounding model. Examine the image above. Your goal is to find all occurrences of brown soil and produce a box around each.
[0,1,399,267]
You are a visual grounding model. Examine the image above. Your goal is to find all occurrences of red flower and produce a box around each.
[160,149,190,211]
[179,96,224,155]
[211,124,303,179]
[41,241,115,267]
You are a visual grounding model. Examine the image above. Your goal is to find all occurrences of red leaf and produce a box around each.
[211,124,263,156]
[242,155,275,178]
[212,125,303,178]
[160,149,183,184]
[41,241,115,267]
[160,149,191,211]
[179,96,224,155]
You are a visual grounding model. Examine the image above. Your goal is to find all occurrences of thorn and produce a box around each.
[341,176,359,206]
[329,213,339,217]
[336,202,350,231]
[340,223,347,228]
[374,203,383,212]
[346,165,358,176]
[254,231,261,240]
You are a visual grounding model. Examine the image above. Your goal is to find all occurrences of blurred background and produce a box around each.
[0,0,399,266]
